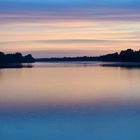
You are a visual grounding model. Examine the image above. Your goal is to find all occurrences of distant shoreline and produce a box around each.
[36,49,140,63]
[1,49,140,69]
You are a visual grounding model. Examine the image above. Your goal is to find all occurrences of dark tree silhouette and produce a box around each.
[0,52,35,64]
[1,49,140,64]
[37,49,140,62]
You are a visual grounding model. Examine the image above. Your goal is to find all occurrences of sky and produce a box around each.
[0,0,140,57]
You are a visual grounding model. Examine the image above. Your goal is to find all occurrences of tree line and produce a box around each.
[37,49,140,62]
[1,49,140,63]
[0,52,35,64]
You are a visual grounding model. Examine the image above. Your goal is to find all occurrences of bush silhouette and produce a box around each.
[0,52,35,64]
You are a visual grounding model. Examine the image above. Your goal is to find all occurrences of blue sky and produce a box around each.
[0,0,140,22]
[1,0,140,8]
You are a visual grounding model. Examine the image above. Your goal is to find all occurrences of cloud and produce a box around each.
[0,0,140,24]
[0,9,140,25]
[0,39,140,45]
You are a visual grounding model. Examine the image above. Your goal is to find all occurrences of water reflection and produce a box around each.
[0,62,140,109]
[101,62,140,69]
[0,62,140,140]
[0,63,33,69]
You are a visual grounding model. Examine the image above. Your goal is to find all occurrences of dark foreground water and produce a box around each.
[0,62,140,140]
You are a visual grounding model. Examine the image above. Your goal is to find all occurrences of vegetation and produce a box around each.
[37,49,140,62]
[99,49,140,62]
[1,49,140,64]
[0,52,35,64]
